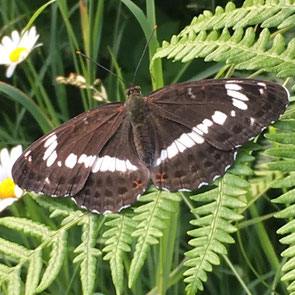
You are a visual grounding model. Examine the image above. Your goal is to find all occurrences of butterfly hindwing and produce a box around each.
[73,120,150,213]
[149,113,235,191]
[12,102,125,196]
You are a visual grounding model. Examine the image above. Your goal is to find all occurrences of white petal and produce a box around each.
[28,26,37,39]
[0,197,18,212]
[14,185,24,198]
[10,145,22,164]
[0,148,10,171]
[11,30,20,44]
[0,168,7,182]
[1,36,13,47]
[6,63,17,78]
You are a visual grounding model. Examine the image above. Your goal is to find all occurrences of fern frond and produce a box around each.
[34,229,67,293]
[25,249,42,295]
[73,214,101,295]
[35,195,81,218]
[179,0,295,36]
[0,217,67,294]
[0,264,21,295]
[183,152,252,294]
[264,112,295,294]
[151,27,295,77]
[102,214,137,295]
[128,191,181,288]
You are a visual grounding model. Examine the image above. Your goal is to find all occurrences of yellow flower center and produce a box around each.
[0,178,16,199]
[9,47,29,62]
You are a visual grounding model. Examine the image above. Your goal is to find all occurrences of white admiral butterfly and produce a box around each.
[12,78,289,213]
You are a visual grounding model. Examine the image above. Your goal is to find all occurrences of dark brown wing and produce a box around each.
[72,120,150,213]
[147,78,288,150]
[148,112,235,191]
[147,78,288,191]
[12,102,126,197]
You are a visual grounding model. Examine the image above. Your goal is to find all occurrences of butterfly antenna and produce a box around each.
[132,25,158,85]
[76,50,126,85]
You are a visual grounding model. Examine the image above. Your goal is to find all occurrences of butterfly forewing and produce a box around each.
[148,79,289,150]
[12,102,125,196]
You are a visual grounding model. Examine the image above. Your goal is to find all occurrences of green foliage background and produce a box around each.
[0,0,295,294]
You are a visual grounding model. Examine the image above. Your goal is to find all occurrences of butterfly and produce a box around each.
[12,78,289,214]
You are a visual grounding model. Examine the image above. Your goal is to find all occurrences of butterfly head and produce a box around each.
[126,85,142,98]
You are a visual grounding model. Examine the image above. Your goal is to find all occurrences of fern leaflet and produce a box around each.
[265,110,295,294]
[151,27,295,78]
[179,0,295,36]
[102,214,137,295]
[128,190,181,288]
[184,152,252,294]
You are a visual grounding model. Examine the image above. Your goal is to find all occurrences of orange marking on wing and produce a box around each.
[133,179,143,189]
[155,173,167,184]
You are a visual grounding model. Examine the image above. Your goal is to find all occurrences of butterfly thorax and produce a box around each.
[125,85,155,167]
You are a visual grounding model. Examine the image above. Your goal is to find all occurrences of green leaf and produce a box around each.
[184,169,248,294]
[128,191,181,288]
[25,249,42,295]
[73,215,101,295]
[36,230,67,292]
[102,215,136,294]
[0,82,53,133]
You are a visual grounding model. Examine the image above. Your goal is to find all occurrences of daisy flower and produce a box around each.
[0,26,42,78]
[0,145,24,212]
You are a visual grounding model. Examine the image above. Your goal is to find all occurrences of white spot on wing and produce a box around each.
[115,158,127,172]
[195,118,214,134]
[212,174,220,182]
[227,89,249,101]
[257,82,266,88]
[250,117,255,126]
[225,83,242,91]
[100,156,114,172]
[43,138,58,161]
[188,130,204,144]
[212,111,227,125]
[57,161,62,167]
[24,150,31,157]
[156,150,168,166]
[187,87,196,99]
[125,160,138,171]
[167,142,178,159]
[232,98,248,110]
[102,210,112,215]
[204,119,213,127]
[46,151,57,167]
[177,133,195,148]
[174,140,186,153]
[65,153,78,169]
[230,110,236,117]
[259,88,265,95]
[155,129,204,166]
[198,181,208,188]
[78,154,96,168]
[92,156,137,173]
[43,134,57,148]
[118,204,132,212]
